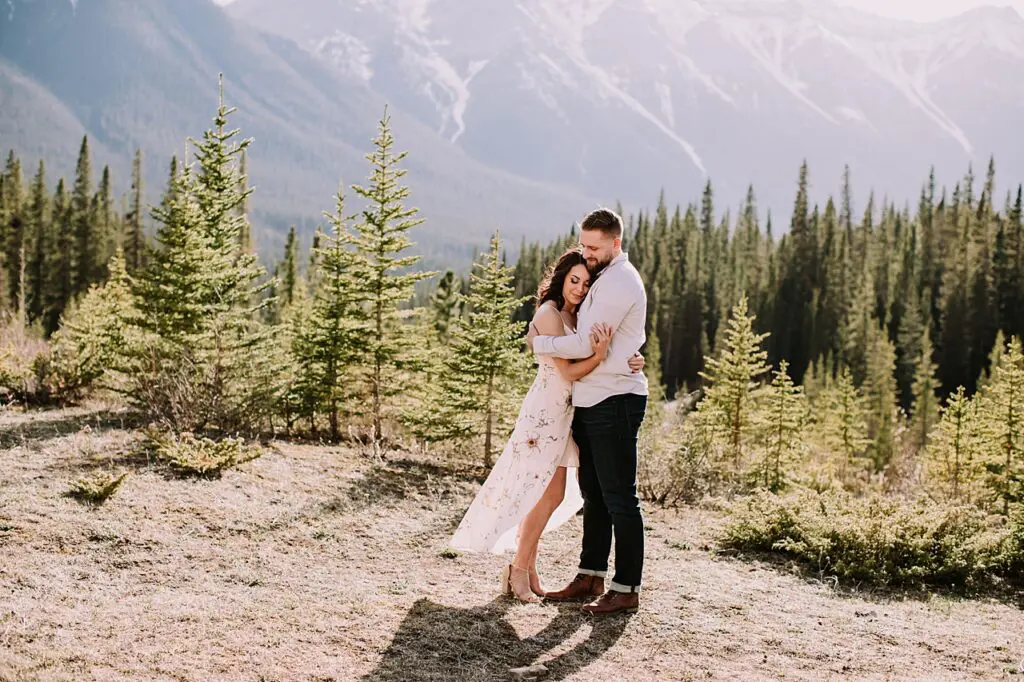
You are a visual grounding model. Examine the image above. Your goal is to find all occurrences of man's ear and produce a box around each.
[614,237,622,250]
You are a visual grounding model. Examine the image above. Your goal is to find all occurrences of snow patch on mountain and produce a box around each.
[837,105,875,131]
[573,51,708,173]
[521,57,571,122]
[670,49,737,106]
[390,0,434,35]
[316,32,373,81]
[517,0,707,171]
[719,16,838,124]
[655,82,675,127]
[411,51,470,142]
[516,0,617,60]
[644,0,709,35]
[449,59,489,143]
[821,6,1024,152]
[839,40,974,152]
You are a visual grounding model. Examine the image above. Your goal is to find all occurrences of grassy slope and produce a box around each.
[1,406,1022,681]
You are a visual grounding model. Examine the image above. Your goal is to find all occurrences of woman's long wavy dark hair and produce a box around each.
[536,248,588,311]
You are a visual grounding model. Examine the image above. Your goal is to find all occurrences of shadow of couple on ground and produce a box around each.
[363,595,632,681]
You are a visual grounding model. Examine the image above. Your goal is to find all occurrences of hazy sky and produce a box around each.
[837,0,1024,20]
[214,0,1024,21]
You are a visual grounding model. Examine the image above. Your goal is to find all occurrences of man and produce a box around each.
[526,207,648,615]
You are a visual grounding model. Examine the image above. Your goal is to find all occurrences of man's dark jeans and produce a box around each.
[573,393,647,592]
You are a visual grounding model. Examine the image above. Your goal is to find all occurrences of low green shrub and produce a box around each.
[719,488,1017,589]
[144,429,262,477]
[66,471,129,505]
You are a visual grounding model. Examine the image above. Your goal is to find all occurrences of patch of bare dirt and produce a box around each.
[1,408,1023,681]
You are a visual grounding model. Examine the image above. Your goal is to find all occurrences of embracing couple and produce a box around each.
[450,207,649,616]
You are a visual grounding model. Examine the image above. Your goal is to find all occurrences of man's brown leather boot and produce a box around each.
[582,590,639,615]
[543,574,605,602]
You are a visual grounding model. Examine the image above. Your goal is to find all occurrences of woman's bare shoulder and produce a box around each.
[531,301,565,335]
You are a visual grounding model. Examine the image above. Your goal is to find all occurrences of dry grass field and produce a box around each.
[2,406,1023,681]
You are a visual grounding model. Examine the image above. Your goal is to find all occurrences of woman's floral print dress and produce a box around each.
[450,307,584,553]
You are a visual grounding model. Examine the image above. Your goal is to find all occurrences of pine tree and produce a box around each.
[277,276,316,433]
[93,165,116,282]
[133,168,206,343]
[2,151,24,315]
[699,180,722,351]
[125,148,145,273]
[872,204,895,328]
[925,386,983,503]
[238,148,251,252]
[814,197,844,366]
[296,188,368,440]
[131,84,276,433]
[812,365,870,486]
[978,330,1007,391]
[432,232,527,466]
[843,254,877,386]
[695,295,770,469]
[908,330,941,452]
[50,250,137,399]
[755,360,808,491]
[772,161,816,381]
[918,169,939,322]
[45,178,73,336]
[1004,186,1024,341]
[349,106,433,447]
[307,230,322,291]
[967,159,998,391]
[280,225,299,309]
[976,337,1024,515]
[430,269,462,343]
[678,206,705,391]
[644,325,665,402]
[25,160,49,324]
[70,136,94,296]
[161,156,179,210]
[399,303,450,444]
[802,355,830,403]
[895,287,926,411]
[863,325,899,472]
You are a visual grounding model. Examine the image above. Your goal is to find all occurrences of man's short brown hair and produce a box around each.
[579,207,623,239]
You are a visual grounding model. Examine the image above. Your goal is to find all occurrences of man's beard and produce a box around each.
[588,257,611,278]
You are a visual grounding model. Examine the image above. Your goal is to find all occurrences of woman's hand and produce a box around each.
[589,323,613,361]
[627,352,645,373]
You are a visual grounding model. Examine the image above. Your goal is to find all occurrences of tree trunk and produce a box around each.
[484,372,494,468]
[17,243,26,330]
[330,398,338,441]
[373,355,382,446]
[373,292,384,446]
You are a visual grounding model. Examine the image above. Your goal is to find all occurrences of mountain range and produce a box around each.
[228,0,1024,217]
[0,0,594,265]
[2,0,1023,266]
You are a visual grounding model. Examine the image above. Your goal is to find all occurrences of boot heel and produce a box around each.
[507,565,541,603]
[499,565,512,594]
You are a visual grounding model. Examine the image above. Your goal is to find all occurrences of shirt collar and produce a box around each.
[602,251,628,273]
[592,251,627,283]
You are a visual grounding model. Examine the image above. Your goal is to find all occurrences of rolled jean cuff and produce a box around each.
[609,581,641,594]
[578,568,608,578]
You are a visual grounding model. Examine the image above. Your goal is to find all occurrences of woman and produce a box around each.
[449,248,644,603]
